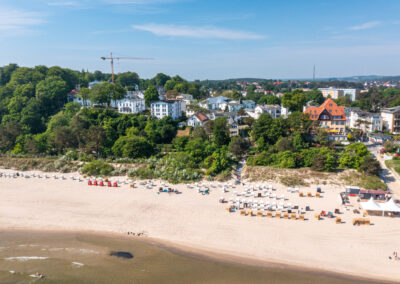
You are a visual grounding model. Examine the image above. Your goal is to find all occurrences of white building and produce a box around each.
[381,106,400,134]
[200,96,230,110]
[318,87,359,101]
[117,94,145,114]
[176,93,193,104]
[247,104,282,119]
[151,100,182,120]
[345,107,382,133]
[187,113,209,127]
[126,90,145,99]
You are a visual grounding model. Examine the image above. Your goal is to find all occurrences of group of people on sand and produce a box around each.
[127,231,147,237]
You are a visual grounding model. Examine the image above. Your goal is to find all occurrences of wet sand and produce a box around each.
[0,231,387,284]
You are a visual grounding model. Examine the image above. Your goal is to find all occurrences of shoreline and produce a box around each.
[1,168,400,283]
[0,227,394,284]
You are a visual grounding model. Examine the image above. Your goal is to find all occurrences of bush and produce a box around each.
[81,160,114,177]
[128,153,203,184]
[360,156,381,176]
[311,154,326,171]
[384,140,397,153]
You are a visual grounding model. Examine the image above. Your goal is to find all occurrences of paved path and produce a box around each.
[366,142,400,198]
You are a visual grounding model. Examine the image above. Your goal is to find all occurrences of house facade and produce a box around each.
[318,87,359,101]
[187,112,209,127]
[151,100,182,120]
[200,96,231,110]
[304,98,346,135]
[345,107,382,133]
[381,106,400,134]
[117,95,145,114]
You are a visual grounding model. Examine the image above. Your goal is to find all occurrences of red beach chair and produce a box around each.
[113,182,118,187]
[88,180,92,186]
[107,181,112,187]
[93,180,98,186]
[99,181,104,187]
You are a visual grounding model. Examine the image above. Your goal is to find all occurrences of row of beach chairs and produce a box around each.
[299,192,321,198]
[232,208,305,220]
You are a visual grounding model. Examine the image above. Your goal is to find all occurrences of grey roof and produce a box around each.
[207,96,231,104]
[382,106,400,114]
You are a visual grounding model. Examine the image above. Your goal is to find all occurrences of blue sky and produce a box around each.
[1,0,400,80]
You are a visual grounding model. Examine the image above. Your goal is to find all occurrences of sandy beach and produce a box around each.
[0,169,400,283]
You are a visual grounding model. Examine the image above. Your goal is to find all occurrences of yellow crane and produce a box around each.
[100,52,153,83]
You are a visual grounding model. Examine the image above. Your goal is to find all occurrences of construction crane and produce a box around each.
[100,52,153,83]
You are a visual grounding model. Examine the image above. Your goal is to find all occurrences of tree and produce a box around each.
[115,72,139,87]
[251,114,286,145]
[339,142,369,170]
[229,136,249,158]
[311,154,326,171]
[89,82,125,108]
[276,137,294,152]
[191,127,208,141]
[213,117,230,146]
[336,95,352,107]
[258,95,281,105]
[52,126,76,152]
[83,125,105,156]
[314,129,329,146]
[112,135,153,158]
[36,76,69,117]
[152,73,171,87]
[0,121,21,152]
[78,87,90,106]
[282,90,307,112]
[305,90,324,105]
[172,136,189,151]
[205,147,232,175]
[144,86,159,107]
[107,83,125,107]
[185,138,212,163]
[360,156,381,176]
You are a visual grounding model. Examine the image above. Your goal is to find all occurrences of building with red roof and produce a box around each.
[304,98,346,135]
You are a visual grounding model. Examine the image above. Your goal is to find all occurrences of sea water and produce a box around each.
[0,231,384,284]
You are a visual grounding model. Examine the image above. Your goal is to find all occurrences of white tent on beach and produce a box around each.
[360,197,381,212]
[380,199,400,213]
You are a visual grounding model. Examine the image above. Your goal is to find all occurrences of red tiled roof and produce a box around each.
[195,112,209,122]
[360,190,386,194]
[304,98,346,121]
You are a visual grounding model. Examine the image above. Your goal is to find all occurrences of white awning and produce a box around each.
[380,199,400,213]
[360,197,382,211]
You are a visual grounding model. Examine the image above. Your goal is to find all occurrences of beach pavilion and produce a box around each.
[361,197,400,217]
[380,199,400,217]
[360,197,382,215]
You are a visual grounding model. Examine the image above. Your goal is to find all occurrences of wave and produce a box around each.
[4,256,49,261]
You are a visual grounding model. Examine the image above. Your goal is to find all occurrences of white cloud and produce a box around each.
[132,24,264,40]
[48,1,83,6]
[0,7,44,34]
[349,21,381,30]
